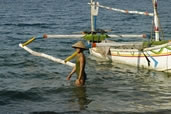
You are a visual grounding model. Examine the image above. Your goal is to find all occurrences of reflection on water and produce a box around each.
[86,57,171,112]
[72,86,92,110]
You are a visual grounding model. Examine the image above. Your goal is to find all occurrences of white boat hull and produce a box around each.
[89,42,171,72]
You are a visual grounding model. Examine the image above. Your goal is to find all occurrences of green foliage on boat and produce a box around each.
[143,40,169,48]
[83,34,110,42]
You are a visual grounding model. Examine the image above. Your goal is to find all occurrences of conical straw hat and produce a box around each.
[72,41,86,49]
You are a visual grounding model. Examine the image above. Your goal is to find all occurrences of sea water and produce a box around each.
[1,0,171,113]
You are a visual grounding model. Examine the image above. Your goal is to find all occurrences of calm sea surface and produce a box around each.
[1,0,171,114]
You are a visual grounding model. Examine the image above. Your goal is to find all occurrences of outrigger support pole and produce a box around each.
[88,2,154,16]
[43,34,147,39]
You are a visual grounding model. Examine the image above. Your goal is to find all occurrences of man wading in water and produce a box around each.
[66,41,87,86]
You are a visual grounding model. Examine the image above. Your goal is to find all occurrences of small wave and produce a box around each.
[0,100,8,105]
[0,89,45,105]
[41,86,71,95]
[2,23,56,27]
[30,110,171,114]
[30,111,80,114]
[0,31,11,34]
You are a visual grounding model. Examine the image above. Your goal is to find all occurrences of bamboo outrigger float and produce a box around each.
[19,0,171,72]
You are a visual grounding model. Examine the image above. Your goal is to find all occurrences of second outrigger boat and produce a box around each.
[19,0,171,73]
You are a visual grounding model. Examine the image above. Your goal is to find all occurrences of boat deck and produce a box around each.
[104,40,144,50]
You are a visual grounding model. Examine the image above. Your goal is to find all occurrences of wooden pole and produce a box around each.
[91,0,95,32]
[152,0,160,41]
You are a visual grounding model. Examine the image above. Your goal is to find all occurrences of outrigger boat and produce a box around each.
[88,0,171,72]
[19,0,171,73]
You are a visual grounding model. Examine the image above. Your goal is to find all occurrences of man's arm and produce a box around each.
[67,66,76,80]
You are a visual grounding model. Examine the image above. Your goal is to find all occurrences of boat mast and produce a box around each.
[90,0,99,32]
[153,0,160,41]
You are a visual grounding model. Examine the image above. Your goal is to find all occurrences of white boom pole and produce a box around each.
[44,34,83,38]
[43,34,147,39]
[19,44,75,67]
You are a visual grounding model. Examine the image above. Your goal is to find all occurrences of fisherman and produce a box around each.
[66,41,87,86]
